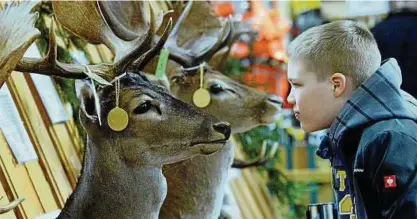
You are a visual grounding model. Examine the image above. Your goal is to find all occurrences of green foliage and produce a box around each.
[221,58,248,78]
[236,126,309,219]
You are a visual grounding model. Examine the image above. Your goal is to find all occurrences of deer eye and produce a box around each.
[133,101,152,114]
[209,84,224,94]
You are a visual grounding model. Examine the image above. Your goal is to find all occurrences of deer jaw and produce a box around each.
[170,70,283,134]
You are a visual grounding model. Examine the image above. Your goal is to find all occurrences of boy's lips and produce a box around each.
[294,111,300,120]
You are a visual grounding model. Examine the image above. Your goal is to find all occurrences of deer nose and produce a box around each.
[213,122,231,140]
[267,95,283,108]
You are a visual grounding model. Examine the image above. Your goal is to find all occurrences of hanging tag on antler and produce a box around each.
[107,78,129,131]
[155,49,170,79]
[84,65,103,126]
[90,78,102,126]
[193,63,211,108]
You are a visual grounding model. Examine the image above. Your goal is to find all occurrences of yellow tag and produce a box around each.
[107,107,129,131]
[193,88,211,108]
[193,63,210,108]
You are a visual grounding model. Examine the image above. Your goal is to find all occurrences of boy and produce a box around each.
[287,20,417,218]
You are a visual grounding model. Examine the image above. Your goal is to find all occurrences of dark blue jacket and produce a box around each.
[317,59,417,219]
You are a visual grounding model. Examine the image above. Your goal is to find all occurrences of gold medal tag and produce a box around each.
[107,107,129,131]
[193,88,211,108]
[193,63,211,108]
[107,77,129,131]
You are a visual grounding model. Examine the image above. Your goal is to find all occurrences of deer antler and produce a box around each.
[12,1,172,81]
[0,197,24,214]
[232,141,279,169]
[128,18,173,72]
[52,1,155,65]
[16,20,113,80]
[164,1,232,67]
[209,20,256,69]
[0,1,41,88]
[97,1,148,41]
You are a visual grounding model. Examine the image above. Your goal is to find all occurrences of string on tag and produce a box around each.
[199,63,204,88]
[192,63,211,108]
[115,78,120,108]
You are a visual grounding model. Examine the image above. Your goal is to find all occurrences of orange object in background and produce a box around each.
[214,2,234,17]
[268,40,288,63]
[253,39,270,58]
[230,41,250,59]
[243,65,292,109]
[243,64,288,97]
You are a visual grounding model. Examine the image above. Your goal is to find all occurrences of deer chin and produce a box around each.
[259,108,281,124]
[259,114,280,124]
[190,139,227,155]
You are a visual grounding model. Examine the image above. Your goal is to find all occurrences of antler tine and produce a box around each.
[156,10,175,36]
[129,17,173,72]
[224,19,255,51]
[165,1,233,68]
[231,141,279,169]
[115,6,155,75]
[196,18,232,66]
[15,19,115,80]
[0,197,24,214]
[0,1,41,87]
[164,0,195,67]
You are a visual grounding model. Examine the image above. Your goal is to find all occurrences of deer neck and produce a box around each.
[161,141,233,219]
[58,137,167,219]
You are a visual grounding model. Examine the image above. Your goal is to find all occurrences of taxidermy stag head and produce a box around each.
[150,1,283,219]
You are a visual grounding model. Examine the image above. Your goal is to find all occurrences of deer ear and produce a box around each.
[77,80,99,123]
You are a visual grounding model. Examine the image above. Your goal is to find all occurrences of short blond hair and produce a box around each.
[288,20,381,88]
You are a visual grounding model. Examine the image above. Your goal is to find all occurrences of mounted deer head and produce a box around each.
[163,1,282,134]
[58,74,230,219]
[171,66,283,133]
[1,2,230,219]
[155,1,283,218]
[78,74,230,164]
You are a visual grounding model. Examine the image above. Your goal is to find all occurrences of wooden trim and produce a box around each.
[24,74,81,189]
[7,72,72,208]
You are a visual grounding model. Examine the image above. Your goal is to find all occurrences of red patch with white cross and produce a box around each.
[384,175,397,188]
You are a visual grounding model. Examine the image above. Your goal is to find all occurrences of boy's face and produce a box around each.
[287,60,345,132]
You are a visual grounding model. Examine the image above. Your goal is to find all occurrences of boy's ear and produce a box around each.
[77,80,99,123]
[331,73,347,98]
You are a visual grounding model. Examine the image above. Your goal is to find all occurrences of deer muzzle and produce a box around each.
[190,122,230,155]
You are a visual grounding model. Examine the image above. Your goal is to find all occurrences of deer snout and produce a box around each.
[213,122,231,140]
[267,95,283,108]
[258,94,283,124]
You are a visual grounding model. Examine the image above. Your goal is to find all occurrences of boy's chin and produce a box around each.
[300,123,323,133]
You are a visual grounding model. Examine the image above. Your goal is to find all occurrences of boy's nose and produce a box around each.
[287,92,295,104]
